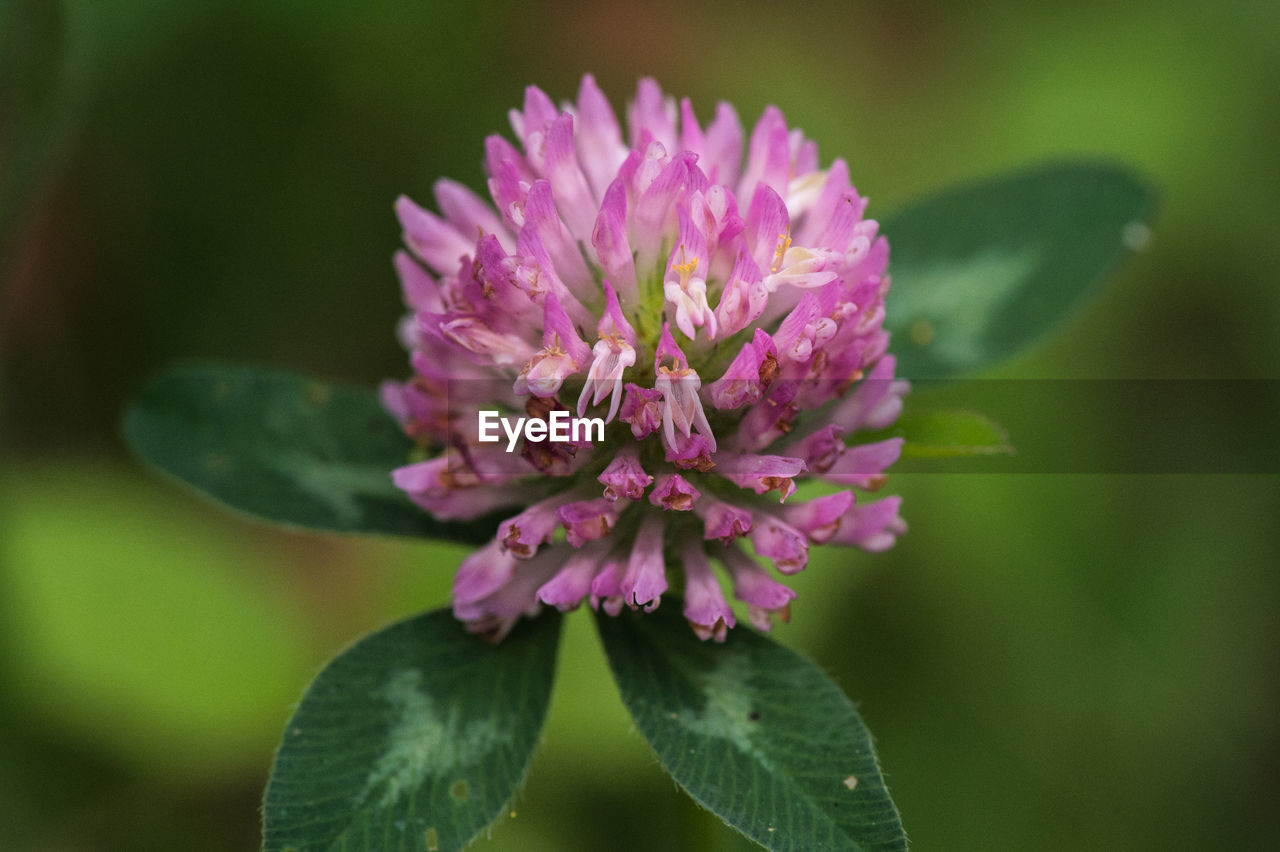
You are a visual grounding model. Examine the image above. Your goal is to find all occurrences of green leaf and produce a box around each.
[882,161,1155,378]
[122,362,500,543]
[595,604,906,852]
[862,407,1013,459]
[263,609,562,852]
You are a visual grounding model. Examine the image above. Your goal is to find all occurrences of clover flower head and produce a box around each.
[383,75,908,642]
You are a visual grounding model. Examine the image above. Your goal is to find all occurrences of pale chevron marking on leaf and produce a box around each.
[358,668,507,809]
[287,457,402,525]
[677,650,775,771]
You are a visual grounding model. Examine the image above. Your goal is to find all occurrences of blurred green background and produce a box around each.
[3,0,1278,849]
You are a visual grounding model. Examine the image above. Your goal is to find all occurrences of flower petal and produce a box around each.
[681,540,735,642]
[620,513,667,611]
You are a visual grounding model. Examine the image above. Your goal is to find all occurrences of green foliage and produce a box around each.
[596,604,905,852]
[262,609,562,852]
[882,162,1154,378]
[122,363,499,544]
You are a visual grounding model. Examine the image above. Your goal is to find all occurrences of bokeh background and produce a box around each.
[3,0,1278,849]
